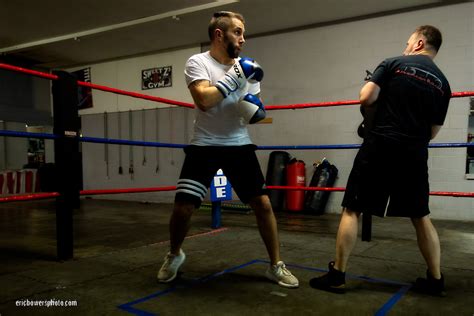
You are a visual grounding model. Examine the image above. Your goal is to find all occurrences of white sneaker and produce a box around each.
[265,261,299,288]
[157,249,186,283]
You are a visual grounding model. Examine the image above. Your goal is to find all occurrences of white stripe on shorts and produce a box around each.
[176,188,206,200]
[177,179,208,199]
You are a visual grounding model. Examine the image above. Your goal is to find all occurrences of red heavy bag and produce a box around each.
[286,158,305,212]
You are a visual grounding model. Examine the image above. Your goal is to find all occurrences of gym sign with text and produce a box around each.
[141,66,172,90]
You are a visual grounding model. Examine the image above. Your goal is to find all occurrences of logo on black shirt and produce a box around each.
[396,66,444,94]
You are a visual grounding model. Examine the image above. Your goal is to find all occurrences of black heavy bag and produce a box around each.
[266,151,291,211]
[304,158,338,215]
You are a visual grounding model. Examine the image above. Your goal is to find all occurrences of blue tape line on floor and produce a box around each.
[118,259,411,316]
[117,287,176,315]
[375,285,412,316]
[119,305,157,316]
[117,259,260,315]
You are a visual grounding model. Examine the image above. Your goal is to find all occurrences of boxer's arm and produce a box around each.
[359,81,380,107]
[188,80,224,111]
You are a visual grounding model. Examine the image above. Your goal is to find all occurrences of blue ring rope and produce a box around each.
[0,130,472,149]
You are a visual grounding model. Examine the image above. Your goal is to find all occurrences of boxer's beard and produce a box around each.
[224,34,240,58]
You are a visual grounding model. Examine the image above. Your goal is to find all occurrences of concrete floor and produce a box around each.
[0,198,473,315]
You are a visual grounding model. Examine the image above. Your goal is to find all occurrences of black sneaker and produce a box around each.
[413,270,446,297]
[309,261,346,294]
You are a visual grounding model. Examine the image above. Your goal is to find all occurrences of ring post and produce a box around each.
[52,71,80,260]
[211,201,222,229]
[210,169,232,229]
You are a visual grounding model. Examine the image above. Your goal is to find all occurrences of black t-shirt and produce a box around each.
[370,55,451,145]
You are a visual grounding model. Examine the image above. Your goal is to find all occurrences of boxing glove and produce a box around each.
[239,93,266,124]
[216,57,264,97]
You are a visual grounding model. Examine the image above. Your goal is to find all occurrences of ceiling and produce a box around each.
[0,0,466,69]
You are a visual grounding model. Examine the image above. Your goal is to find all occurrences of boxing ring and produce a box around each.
[0,62,473,260]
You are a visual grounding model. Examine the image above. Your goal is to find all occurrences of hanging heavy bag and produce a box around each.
[265,151,290,211]
[304,158,338,215]
[286,158,306,212]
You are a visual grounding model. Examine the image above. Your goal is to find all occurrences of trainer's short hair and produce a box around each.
[415,25,442,52]
[208,11,245,40]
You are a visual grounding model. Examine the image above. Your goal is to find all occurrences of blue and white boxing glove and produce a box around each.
[239,93,266,124]
[216,57,264,98]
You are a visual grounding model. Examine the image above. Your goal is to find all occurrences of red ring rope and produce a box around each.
[0,63,471,203]
[267,185,346,191]
[0,186,177,203]
[0,63,194,108]
[429,191,474,197]
[78,81,194,108]
[266,100,360,110]
[0,192,60,202]
[81,186,177,195]
[1,63,472,110]
[1,185,472,203]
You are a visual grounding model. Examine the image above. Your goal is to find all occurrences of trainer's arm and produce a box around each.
[188,80,224,111]
[359,81,380,107]
[431,125,442,139]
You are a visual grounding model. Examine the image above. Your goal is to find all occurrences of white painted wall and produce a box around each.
[80,2,473,219]
[245,2,474,220]
[77,47,198,202]
[72,47,197,114]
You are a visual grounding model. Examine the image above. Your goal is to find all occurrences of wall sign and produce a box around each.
[141,66,172,90]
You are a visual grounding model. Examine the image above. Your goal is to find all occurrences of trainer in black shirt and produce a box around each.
[310,25,450,297]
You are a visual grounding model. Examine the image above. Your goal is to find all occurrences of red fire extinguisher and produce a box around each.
[286,158,306,211]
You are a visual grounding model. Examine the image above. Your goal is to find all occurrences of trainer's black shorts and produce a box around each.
[175,145,267,208]
[342,136,430,218]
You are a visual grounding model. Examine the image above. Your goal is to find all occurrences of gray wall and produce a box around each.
[0,122,28,170]
[81,107,191,202]
[0,67,52,171]
[80,2,473,219]
[243,3,474,219]
[77,47,197,202]
[0,69,52,125]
